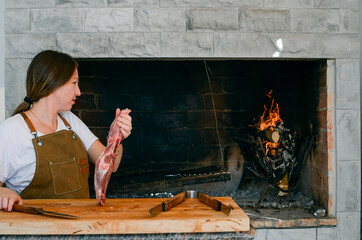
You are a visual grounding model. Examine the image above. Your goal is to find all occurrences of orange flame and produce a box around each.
[257,90,282,131]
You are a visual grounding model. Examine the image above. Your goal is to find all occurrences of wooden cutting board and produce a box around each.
[0,197,249,235]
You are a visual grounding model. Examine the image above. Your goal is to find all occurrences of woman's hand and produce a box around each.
[115,108,132,140]
[0,186,22,211]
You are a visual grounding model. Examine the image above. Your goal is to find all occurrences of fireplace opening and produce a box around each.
[74,59,329,215]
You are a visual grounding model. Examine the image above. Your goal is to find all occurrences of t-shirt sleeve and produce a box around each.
[61,111,99,151]
[0,118,20,184]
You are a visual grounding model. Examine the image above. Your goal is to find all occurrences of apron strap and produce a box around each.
[20,112,77,143]
[19,112,43,146]
[58,113,77,140]
[58,114,71,128]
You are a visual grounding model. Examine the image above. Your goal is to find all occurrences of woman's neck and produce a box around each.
[29,99,59,133]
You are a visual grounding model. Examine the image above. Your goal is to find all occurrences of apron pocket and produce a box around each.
[49,158,81,195]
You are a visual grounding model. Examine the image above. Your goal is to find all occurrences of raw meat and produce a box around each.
[94,108,131,206]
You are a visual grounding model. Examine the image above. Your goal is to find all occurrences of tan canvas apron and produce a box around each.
[19,112,90,199]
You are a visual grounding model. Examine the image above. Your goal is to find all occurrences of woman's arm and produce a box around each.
[0,182,22,211]
[87,108,131,172]
[88,140,123,172]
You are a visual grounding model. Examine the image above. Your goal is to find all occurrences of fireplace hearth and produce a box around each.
[72,59,328,216]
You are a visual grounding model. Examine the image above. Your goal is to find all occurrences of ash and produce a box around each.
[107,180,315,211]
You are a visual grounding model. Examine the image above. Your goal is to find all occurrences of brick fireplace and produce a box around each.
[2,0,360,240]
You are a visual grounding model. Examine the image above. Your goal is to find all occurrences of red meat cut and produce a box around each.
[94,108,131,206]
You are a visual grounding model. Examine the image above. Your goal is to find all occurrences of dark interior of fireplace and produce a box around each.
[74,59,325,211]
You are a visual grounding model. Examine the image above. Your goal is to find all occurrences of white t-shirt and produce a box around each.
[0,111,98,194]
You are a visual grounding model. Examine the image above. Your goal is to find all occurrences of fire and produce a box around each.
[251,90,283,156]
[257,90,282,131]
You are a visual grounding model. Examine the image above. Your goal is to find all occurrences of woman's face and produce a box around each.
[52,68,81,111]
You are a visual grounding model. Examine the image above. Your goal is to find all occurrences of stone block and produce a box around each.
[317,227,337,240]
[340,10,359,33]
[135,8,185,32]
[337,212,360,240]
[336,59,359,110]
[56,33,109,58]
[57,0,106,7]
[336,110,360,161]
[254,229,266,240]
[5,0,55,8]
[339,0,358,9]
[160,0,212,7]
[161,33,213,57]
[262,228,316,240]
[264,0,313,8]
[31,9,81,33]
[290,9,339,33]
[83,8,133,32]
[337,161,360,212]
[187,8,238,31]
[5,9,30,33]
[265,34,315,58]
[239,9,290,32]
[5,59,31,118]
[214,33,266,57]
[314,0,339,8]
[213,0,263,7]
[108,0,159,6]
[316,34,359,58]
[5,34,56,58]
[109,33,161,57]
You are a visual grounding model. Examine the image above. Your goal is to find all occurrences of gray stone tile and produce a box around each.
[83,8,134,32]
[56,33,109,58]
[336,59,360,110]
[339,0,358,9]
[265,228,316,240]
[214,33,266,57]
[317,227,337,240]
[56,0,106,7]
[108,0,160,6]
[135,8,185,32]
[160,0,212,7]
[254,229,266,240]
[31,9,81,33]
[264,0,313,8]
[5,59,31,118]
[336,110,360,161]
[5,9,30,33]
[265,33,315,58]
[337,212,360,240]
[290,9,339,33]
[337,161,360,212]
[340,10,359,33]
[316,34,359,58]
[239,9,290,32]
[161,33,213,57]
[187,8,238,31]
[5,34,56,58]
[212,0,263,7]
[109,33,161,57]
[5,0,55,8]
[314,0,339,8]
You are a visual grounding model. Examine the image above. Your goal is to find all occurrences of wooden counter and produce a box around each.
[0,197,250,235]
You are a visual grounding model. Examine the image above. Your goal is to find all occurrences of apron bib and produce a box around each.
[19,112,90,199]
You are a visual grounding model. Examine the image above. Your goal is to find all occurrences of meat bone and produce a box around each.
[149,190,232,217]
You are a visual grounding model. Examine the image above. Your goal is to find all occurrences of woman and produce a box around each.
[0,50,132,211]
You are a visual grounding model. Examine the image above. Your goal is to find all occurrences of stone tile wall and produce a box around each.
[2,0,360,239]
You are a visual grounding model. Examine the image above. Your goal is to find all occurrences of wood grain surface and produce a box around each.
[0,197,250,235]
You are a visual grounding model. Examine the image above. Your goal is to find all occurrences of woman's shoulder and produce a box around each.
[0,114,25,132]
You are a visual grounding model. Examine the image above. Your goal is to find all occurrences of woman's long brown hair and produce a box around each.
[12,50,78,116]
